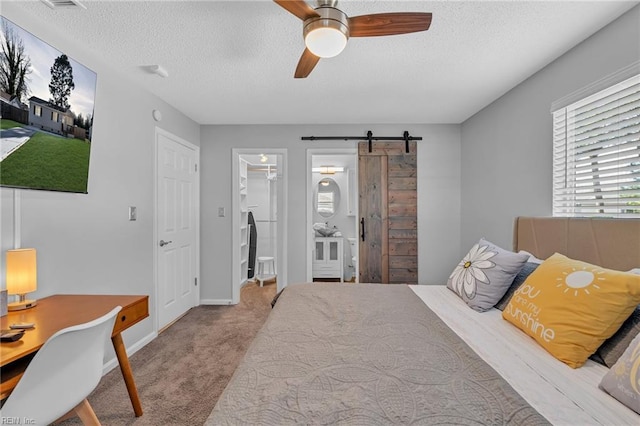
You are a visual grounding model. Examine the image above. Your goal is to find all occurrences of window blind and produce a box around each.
[552,74,640,218]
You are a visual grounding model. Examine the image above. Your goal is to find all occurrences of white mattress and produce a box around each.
[409,285,639,426]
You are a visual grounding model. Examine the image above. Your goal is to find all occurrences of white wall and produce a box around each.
[0,5,200,357]
[200,124,461,300]
[246,170,277,261]
[460,5,640,254]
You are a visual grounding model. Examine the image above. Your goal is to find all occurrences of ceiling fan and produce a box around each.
[274,0,432,78]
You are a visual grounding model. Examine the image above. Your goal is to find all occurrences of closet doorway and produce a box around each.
[306,149,358,283]
[232,149,287,304]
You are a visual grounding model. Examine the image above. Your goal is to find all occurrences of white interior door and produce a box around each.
[156,128,199,330]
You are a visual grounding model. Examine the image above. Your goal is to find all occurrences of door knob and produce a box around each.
[159,240,173,247]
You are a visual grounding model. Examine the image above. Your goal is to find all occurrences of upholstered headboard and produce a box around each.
[513,217,640,271]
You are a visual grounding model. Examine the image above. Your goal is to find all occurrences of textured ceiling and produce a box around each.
[8,0,639,125]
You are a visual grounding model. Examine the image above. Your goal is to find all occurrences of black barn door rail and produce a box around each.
[301,130,422,153]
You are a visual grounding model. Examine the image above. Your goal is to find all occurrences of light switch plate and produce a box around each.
[129,206,137,221]
[218,207,225,217]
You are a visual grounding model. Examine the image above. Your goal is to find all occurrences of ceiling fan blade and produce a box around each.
[294,48,320,78]
[273,0,320,21]
[349,12,432,37]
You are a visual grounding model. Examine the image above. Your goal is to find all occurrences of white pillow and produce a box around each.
[628,268,640,275]
[518,250,543,264]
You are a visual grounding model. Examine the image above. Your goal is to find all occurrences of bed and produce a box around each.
[207,217,640,425]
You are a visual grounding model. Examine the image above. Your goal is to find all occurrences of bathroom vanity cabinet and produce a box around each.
[313,237,343,282]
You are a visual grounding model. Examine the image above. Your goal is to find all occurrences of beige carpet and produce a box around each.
[59,281,276,425]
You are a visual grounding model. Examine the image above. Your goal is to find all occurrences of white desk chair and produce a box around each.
[0,306,121,426]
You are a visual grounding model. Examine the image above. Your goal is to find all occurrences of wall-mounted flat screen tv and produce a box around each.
[0,15,97,194]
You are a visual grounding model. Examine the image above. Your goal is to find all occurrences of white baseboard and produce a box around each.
[200,298,235,305]
[102,330,158,375]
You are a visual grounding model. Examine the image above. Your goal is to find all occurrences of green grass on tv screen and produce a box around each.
[1,128,91,193]
[1,119,25,130]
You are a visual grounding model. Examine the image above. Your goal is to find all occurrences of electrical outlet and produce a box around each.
[218,207,225,217]
[129,206,137,221]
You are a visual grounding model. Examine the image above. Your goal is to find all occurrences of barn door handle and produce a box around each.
[360,218,365,242]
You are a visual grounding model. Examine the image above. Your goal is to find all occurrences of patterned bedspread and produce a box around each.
[207,283,549,425]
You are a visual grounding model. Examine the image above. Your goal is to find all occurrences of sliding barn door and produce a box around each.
[359,141,417,284]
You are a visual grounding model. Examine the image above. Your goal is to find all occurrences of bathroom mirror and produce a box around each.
[316,178,340,218]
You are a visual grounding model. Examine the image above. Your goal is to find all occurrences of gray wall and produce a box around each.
[200,123,461,301]
[460,5,640,253]
[0,5,200,356]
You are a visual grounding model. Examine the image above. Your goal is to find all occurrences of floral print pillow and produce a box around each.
[447,238,529,312]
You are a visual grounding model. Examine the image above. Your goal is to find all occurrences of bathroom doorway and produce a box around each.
[232,149,287,304]
[306,149,358,283]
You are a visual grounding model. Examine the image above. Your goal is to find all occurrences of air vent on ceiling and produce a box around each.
[41,0,86,9]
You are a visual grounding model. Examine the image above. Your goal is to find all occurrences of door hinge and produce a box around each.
[194,277,198,286]
[195,164,198,172]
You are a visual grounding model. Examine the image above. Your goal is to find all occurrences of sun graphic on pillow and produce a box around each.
[556,267,605,296]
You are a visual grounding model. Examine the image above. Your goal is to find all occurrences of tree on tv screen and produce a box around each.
[0,20,32,103]
[49,54,75,110]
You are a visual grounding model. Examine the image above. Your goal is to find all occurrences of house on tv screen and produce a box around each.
[28,96,77,138]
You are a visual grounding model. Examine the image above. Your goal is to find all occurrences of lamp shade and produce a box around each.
[303,7,349,59]
[305,27,347,58]
[6,248,37,295]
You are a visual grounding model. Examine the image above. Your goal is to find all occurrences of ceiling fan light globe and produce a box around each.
[305,27,347,58]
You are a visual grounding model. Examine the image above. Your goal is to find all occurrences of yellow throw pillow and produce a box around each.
[502,253,640,368]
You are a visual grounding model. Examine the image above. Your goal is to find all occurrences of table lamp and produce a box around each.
[6,248,38,311]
